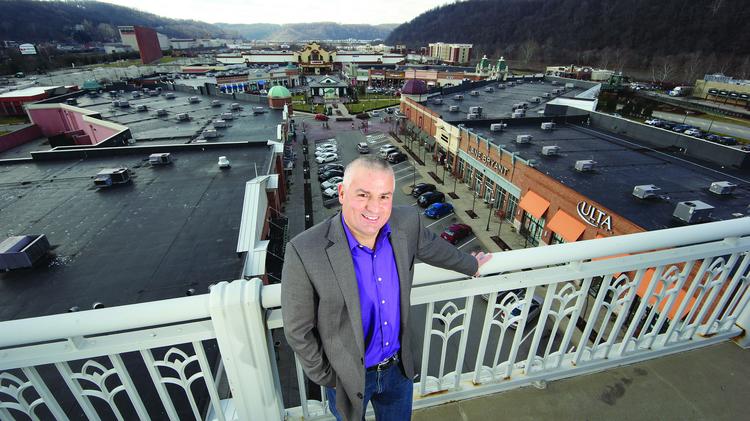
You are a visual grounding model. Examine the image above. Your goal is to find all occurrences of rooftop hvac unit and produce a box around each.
[565,83,575,89]
[498,84,506,89]
[516,134,532,143]
[449,105,459,112]
[0,235,50,271]
[131,91,141,98]
[531,96,542,103]
[149,153,172,165]
[213,119,228,128]
[470,90,479,96]
[673,201,714,224]
[527,159,538,167]
[542,145,560,156]
[211,100,221,107]
[709,181,737,195]
[484,87,494,92]
[469,106,483,115]
[177,113,190,121]
[433,98,443,104]
[118,100,130,108]
[541,122,556,130]
[165,93,176,99]
[230,102,241,110]
[467,113,479,119]
[551,81,559,85]
[507,82,515,87]
[112,100,121,107]
[490,123,507,132]
[188,96,200,103]
[543,92,552,98]
[156,109,168,116]
[512,110,525,118]
[66,98,77,105]
[136,104,148,112]
[453,94,464,101]
[148,90,159,96]
[203,129,219,139]
[253,106,266,114]
[632,184,661,199]
[575,160,596,172]
[94,168,131,188]
[221,112,235,120]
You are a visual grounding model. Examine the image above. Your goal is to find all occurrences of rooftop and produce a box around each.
[426,80,586,120]
[463,121,750,230]
[0,143,274,322]
[0,86,62,98]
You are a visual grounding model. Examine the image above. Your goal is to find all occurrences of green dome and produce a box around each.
[268,85,292,98]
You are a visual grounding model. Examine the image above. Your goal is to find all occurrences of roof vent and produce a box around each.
[512,110,525,118]
[632,184,661,199]
[453,94,464,101]
[484,86,494,92]
[177,112,190,121]
[220,112,235,120]
[575,160,596,172]
[490,123,507,132]
[467,113,479,120]
[542,145,560,156]
[543,92,552,98]
[531,96,542,103]
[188,96,200,103]
[516,134,532,144]
[498,84,506,89]
[156,109,168,116]
[673,200,714,224]
[213,119,228,128]
[527,159,539,167]
[433,98,443,105]
[470,90,479,96]
[541,122,556,130]
[211,100,222,107]
[202,129,219,139]
[469,106,483,115]
[448,105,459,112]
[0,235,50,271]
[230,102,241,110]
[709,181,737,195]
[165,93,176,99]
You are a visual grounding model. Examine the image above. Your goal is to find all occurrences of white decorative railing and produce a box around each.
[1,218,749,420]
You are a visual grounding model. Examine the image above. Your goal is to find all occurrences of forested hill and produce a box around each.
[386,0,750,80]
[0,1,396,43]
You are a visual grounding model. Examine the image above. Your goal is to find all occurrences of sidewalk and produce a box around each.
[401,141,528,253]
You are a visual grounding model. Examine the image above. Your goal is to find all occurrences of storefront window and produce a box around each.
[458,159,464,178]
[506,195,518,222]
[484,180,494,203]
[550,232,566,245]
[474,173,483,192]
[520,212,545,247]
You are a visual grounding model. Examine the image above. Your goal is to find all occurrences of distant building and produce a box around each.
[428,42,473,65]
[0,86,77,116]
[157,33,171,51]
[545,65,614,82]
[19,43,36,55]
[694,74,750,108]
[118,25,163,64]
[171,38,198,50]
[102,43,133,54]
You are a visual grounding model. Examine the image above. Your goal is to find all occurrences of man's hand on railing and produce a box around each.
[471,251,492,277]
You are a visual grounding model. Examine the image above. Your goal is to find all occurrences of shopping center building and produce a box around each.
[400,77,750,247]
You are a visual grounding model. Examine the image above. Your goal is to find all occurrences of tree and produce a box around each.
[518,40,539,67]
[651,56,676,84]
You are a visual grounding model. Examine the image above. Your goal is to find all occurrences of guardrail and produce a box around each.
[1,218,749,420]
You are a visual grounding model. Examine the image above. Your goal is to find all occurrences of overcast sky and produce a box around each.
[98,0,454,25]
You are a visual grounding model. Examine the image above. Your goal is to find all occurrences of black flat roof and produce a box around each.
[425,81,585,120]
[465,122,750,231]
[0,144,273,322]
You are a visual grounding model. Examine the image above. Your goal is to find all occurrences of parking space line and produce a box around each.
[396,173,418,182]
[457,237,477,250]
[393,166,413,175]
[425,214,453,228]
[411,202,418,206]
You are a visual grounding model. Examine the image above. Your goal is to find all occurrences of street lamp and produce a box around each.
[485,199,495,231]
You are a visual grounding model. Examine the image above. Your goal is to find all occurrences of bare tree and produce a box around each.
[711,0,724,14]
[598,49,611,70]
[518,40,539,67]
[650,56,676,84]
[682,52,703,84]
[738,56,750,80]
[613,48,628,72]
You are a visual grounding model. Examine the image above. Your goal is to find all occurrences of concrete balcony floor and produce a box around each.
[412,342,750,421]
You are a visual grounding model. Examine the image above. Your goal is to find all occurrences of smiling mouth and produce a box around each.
[362,213,379,222]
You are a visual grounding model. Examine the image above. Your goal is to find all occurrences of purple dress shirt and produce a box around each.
[341,215,401,368]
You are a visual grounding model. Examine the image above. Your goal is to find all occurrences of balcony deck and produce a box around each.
[413,341,750,421]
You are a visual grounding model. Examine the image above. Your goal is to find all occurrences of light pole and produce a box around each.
[682,111,689,124]
[485,199,495,231]
[412,159,416,188]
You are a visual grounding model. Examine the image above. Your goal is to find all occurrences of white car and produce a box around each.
[316,153,338,164]
[315,146,338,156]
[321,176,343,189]
[316,143,337,151]
[218,156,231,168]
[323,184,341,198]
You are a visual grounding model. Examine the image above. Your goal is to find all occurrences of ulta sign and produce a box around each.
[577,201,612,231]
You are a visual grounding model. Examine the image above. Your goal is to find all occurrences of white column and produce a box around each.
[734,299,750,349]
[209,279,285,420]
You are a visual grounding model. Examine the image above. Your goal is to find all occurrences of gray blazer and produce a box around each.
[281,205,478,421]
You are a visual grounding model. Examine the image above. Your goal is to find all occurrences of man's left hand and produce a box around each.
[471,251,492,277]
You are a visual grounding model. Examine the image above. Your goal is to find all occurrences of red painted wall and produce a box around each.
[135,26,163,64]
[28,107,120,145]
[0,124,42,153]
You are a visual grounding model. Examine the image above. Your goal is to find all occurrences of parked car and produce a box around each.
[316,143,337,151]
[321,176,343,190]
[440,223,473,244]
[645,118,662,125]
[319,169,344,181]
[411,183,436,197]
[684,128,703,137]
[704,134,721,142]
[323,184,341,198]
[217,156,231,169]
[492,289,544,329]
[424,202,454,219]
[718,136,737,145]
[315,147,338,157]
[671,124,693,132]
[318,163,344,175]
[418,191,445,208]
[316,153,338,164]
[387,152,407,164]
[378,146,398,159]
[314,113,329,121]
[357,142,370,153]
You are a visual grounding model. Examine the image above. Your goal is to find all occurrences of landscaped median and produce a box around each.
[344,99,400,114]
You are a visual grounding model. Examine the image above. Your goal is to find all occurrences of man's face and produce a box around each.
[338,165,394,244]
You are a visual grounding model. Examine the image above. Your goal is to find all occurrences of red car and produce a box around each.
[314,113,329,121]
[440,223,473,244]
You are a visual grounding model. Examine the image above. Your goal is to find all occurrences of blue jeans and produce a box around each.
[326,361,413,421]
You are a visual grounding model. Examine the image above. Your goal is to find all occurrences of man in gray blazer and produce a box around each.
[282,156,491,420]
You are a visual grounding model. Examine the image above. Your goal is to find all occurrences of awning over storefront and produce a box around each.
[547,210,586,242]
[518,190,550,219]
[636,268,698,320]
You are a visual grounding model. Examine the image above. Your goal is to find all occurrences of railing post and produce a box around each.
[209,279,285,420]
[735,287,750,349]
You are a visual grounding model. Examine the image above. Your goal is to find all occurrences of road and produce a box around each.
[652,111,750,140]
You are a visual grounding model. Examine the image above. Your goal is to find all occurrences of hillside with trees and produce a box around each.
[386,0,750,83]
